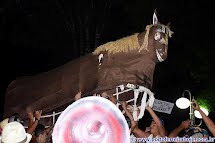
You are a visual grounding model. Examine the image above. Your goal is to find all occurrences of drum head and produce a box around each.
[52,96,130,143]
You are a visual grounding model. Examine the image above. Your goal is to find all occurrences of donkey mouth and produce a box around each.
[156,49,165,62]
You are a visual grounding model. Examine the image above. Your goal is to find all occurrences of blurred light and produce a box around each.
[194,107,209,119]
[176,97,190,109]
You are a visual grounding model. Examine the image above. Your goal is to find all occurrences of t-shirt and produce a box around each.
[130,134,136,143]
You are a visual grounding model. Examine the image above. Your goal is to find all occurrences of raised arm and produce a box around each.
[27,110,42,134]
[146,106,166,137]
[121,101,138,134]
[193,99,215,136]
[169,119,191,138]
[26,108,34,128]
[121,101,134,121]
[121,101,150,138]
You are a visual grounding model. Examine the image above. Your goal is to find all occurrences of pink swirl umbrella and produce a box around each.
[52,96,130,143]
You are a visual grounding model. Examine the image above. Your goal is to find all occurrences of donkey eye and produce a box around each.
[154,32,161,40]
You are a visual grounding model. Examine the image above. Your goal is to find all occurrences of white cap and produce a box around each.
[1,122,32,143]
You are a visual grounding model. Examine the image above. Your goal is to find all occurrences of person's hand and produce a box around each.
[26,107,34,120]
[101,92,108,98]
[146,105,152,111]
[192,99,200,111]
[195,126,202,132]
[180,119,191,129]
[109,96,117,105]
[35,110,42,120]
[75,92,82,101]
[27,112,34,120]
[122,101,127,109]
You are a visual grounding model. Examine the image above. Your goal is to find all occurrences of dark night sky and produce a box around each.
[1,0,215,133]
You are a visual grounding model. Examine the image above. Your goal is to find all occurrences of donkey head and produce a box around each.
[140,11,173,62]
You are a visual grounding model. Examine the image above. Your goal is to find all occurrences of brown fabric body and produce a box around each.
[4,54,98,118]
[4,25,168,122]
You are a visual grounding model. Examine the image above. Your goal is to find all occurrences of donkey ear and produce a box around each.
[153,10,158,25]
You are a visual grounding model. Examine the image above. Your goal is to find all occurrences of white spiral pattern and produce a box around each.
[52,96,130,143]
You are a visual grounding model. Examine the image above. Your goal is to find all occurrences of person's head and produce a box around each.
[149,118,164,135]
[149,120,159,135]
[35,124,47,143]
[180,127,209,143]
[8,113,22,123]
[201,129,209,138]
[1,122,32,143]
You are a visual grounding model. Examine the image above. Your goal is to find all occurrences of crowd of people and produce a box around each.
[0,92,215,143]
[121,98,215,143]
[0,108,51,143]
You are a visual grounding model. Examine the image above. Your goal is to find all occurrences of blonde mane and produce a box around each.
[138,25,153,52]
[93,33,140,55]
[93,24,173,55]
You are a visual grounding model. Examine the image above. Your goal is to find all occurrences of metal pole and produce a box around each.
[183,90,195,126]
